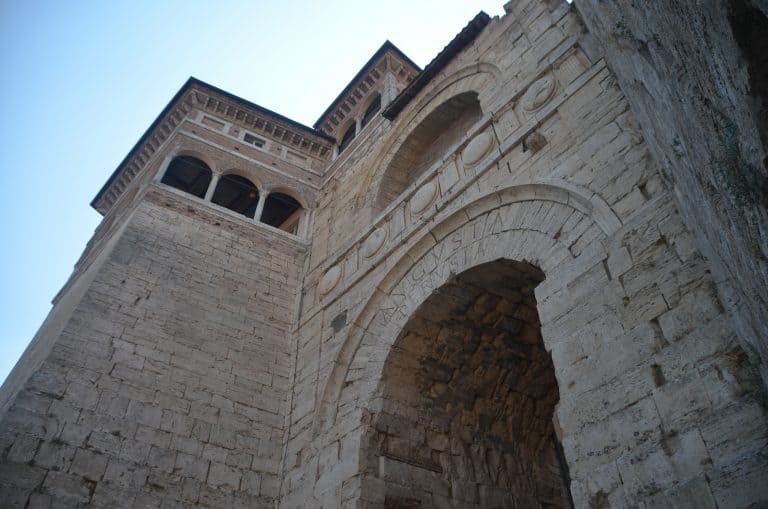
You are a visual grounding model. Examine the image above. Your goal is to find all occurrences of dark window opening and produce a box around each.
[244,133,265,148]
[161,156,212,198]
[211,174,259,218]
[261,192,303,234]
[361,94,382,128]
[338,123,357,153]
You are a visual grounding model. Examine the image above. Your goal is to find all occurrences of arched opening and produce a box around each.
[211,174,259,218]
[338,122,357,154]
[361,93,382,128]
[261,191,304,235]
[362,259,571,508]
[377,92,482,208]
[160,155,212,198]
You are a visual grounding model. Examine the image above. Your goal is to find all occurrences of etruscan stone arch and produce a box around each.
[336,207,601,412]
[307,187,614,506]
[314,181,621,438]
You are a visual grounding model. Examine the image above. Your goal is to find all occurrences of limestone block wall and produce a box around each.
[574,0,768,387]
[0,187,304,508]
[283,1,768,507]
[308,0,586,268]
[1,1,766,508]
[310,114,392,269]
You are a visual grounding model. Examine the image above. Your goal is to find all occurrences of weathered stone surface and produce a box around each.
[360,226,388,259]
[575,0,768,388]
[1,1,767,508]
[520,73,557,112]
[318,265,342,296]
[409,181,438,215]
[461,131,494,166]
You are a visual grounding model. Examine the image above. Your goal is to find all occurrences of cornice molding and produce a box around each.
[383,11,492,121]
[315,42,420,138]
[92,95,192,215]
[190,87,334,155]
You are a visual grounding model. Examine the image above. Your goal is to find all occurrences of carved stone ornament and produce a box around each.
[410,181,438,215]
[318,265,342,295]
[523,131,547,153]
[361,226,388,259]
[521,74,556,112]
[461,131,495,166]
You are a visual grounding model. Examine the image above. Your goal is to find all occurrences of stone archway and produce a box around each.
[303,183,767,507]
[316,184,621,440]
[360,259,571,508]
[307,190,618,507]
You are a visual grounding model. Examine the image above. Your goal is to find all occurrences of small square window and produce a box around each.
[244,133,265,148]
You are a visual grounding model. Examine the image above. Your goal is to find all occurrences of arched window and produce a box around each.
[211,174,259,218]
[361,93,381,128]
[376,92,482,208]
[261,192,303,235]
[161,156,212,198]
[338,123,357,154]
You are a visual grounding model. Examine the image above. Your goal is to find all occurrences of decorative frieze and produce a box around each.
[410,181,439,215]
[361,226,388,259]
[521,73,557,112]
[319,265,343,296]
[461,131,495,166]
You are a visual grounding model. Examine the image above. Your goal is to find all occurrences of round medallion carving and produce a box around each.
[521,75,556,112]
[461,131,494,166]
[318,265,342,296]
[361,226,388,259]
[410,181,438,215]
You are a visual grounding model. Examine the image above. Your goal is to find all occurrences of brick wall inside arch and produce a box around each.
[361,260,570,508]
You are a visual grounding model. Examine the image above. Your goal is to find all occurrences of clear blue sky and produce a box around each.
[0,1,510,385]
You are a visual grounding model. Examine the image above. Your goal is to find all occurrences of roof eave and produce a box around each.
[313,40,421,131]
[382,11,492,121]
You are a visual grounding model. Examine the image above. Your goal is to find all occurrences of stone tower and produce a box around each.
[1,1,767,508]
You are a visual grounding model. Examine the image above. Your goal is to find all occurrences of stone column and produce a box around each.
[204,172,221,201]
[382,71,398,107]
[254,191,268,222]
[298,209,310,239]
